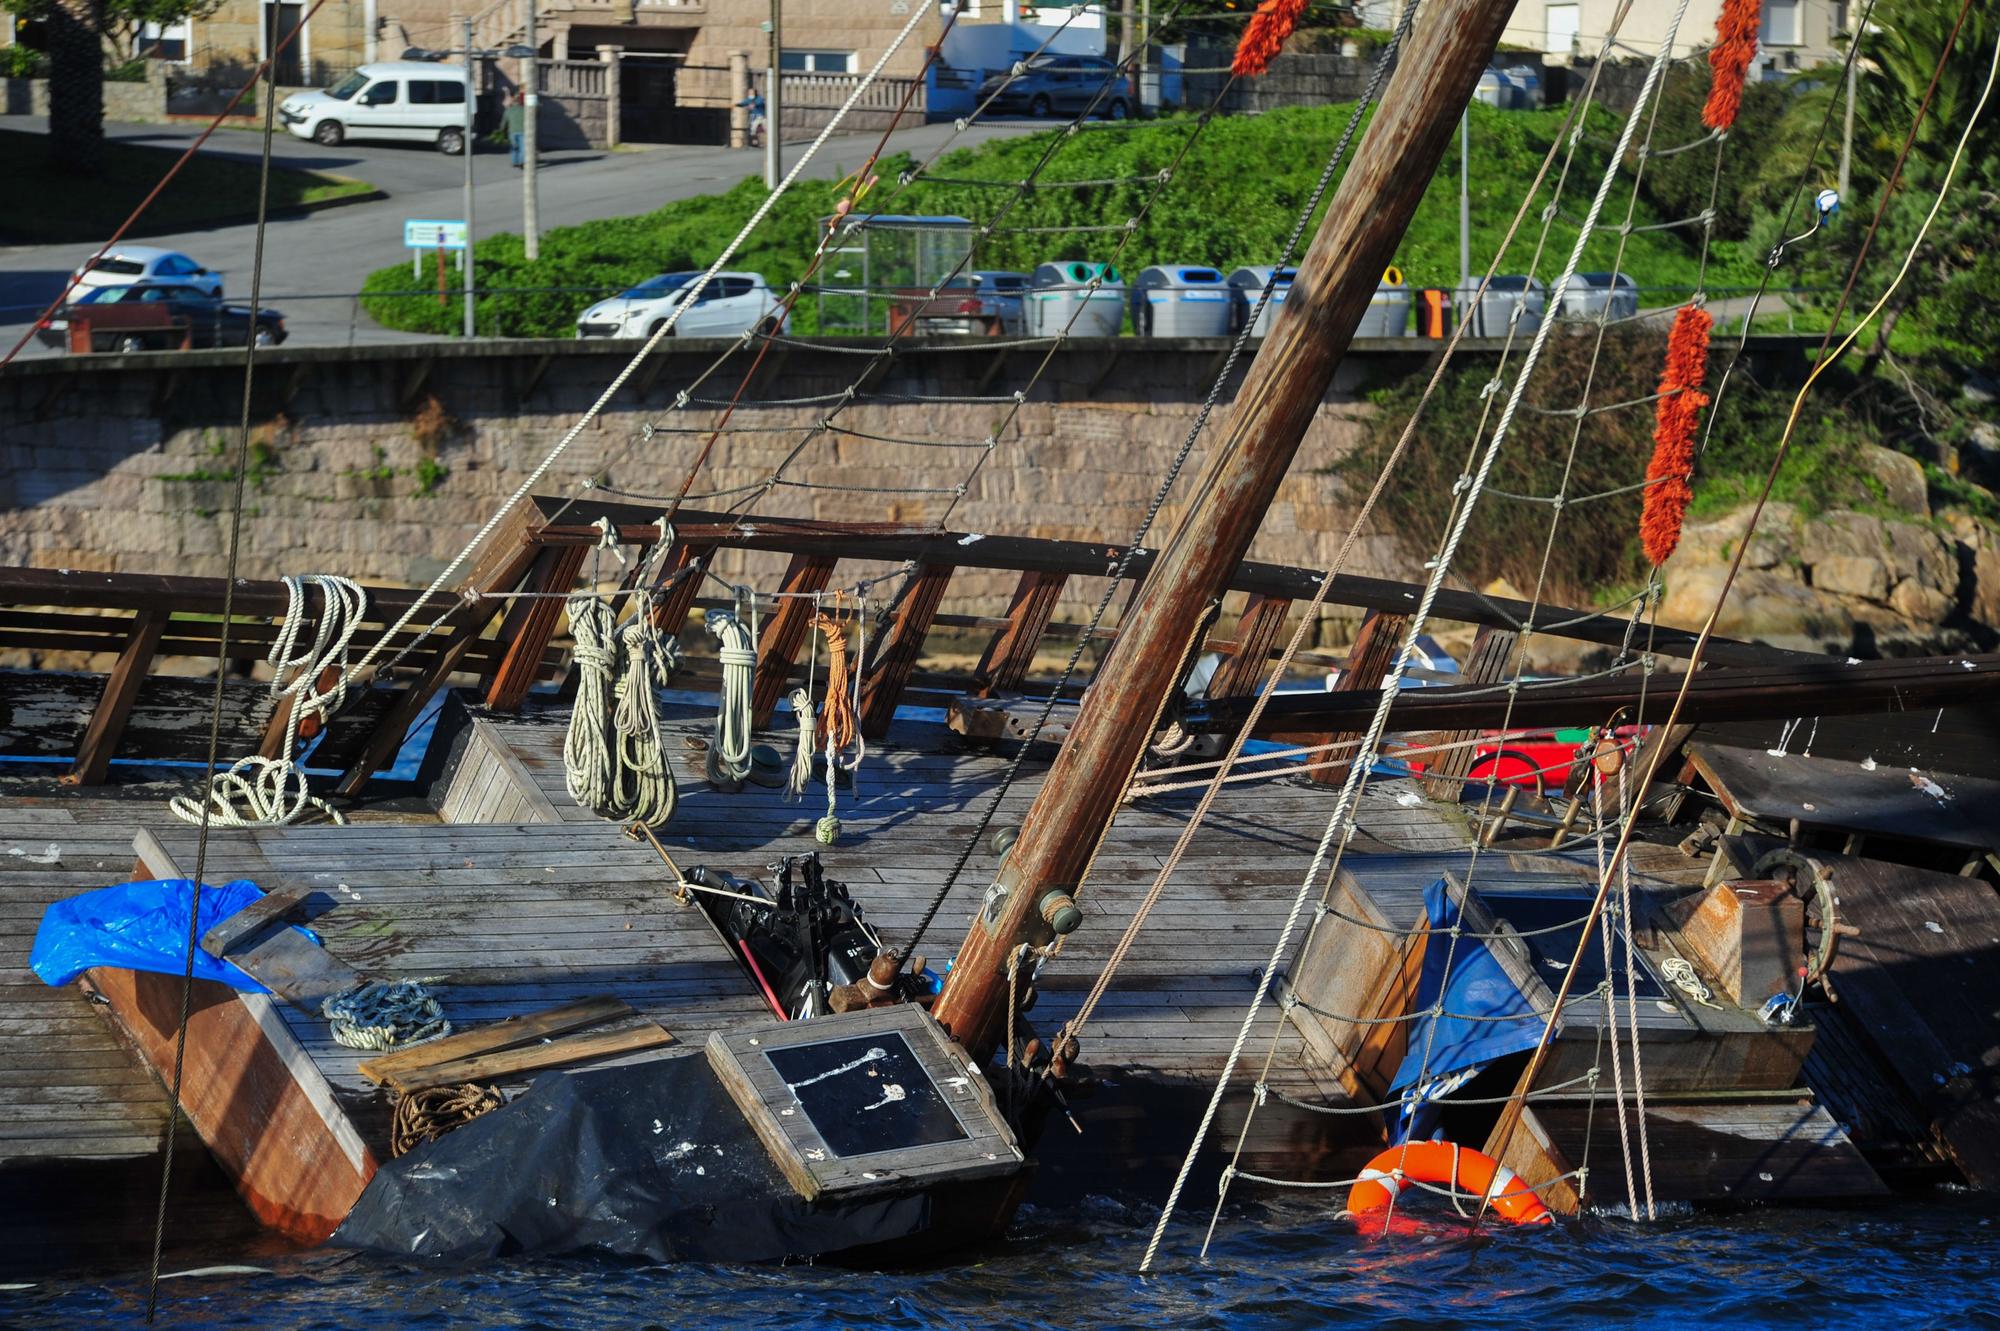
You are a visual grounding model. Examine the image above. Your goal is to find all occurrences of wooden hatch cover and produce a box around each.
[706,1004,1023,1202]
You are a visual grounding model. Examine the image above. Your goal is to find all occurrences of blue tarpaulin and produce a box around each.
[30,879,278,993]
[1388,878,1545,1096]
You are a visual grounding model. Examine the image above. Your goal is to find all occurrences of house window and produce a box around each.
[779,49,856,73]
[138,17,191,62]
[1762,0,1800,46]
[1543,3,1579,58]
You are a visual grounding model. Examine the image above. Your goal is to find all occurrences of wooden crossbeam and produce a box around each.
[1419,625,1519,801]
[974,571,1067,696]
[1205,595,1293,700]
[857,563,954,739]
[60,608,166,786]
[751,554,838,729]
[525,496,1808,668]
[485,544,589,710]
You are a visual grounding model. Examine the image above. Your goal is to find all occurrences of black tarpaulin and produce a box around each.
[332,1052,931,1263]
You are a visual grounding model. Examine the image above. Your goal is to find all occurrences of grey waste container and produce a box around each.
[1131,265,1233,337]
[1557,271,1639,322]
[1356,265,1414,337]
[1028,261,1126,338]
[1226,265,1297,337]
[1456,274,1546,337]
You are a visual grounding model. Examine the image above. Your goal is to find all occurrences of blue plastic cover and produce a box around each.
[1387,878,1544,1094]
[30,879,279,993]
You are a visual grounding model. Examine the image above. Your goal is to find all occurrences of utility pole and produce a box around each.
[1839,15,1856,200]
[928,0,1521,1060]
[523,0,540,261]
[462,14,478,339]
[763,0,782,189]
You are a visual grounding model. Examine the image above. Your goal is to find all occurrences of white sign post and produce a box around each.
[405,219,470,309]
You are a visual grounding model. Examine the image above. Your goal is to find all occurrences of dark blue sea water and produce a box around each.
[7,1193,2000,1329]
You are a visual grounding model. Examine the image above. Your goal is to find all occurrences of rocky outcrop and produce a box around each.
[1657,470,1999,652]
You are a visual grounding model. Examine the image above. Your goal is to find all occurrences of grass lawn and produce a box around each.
[0,128,375,245]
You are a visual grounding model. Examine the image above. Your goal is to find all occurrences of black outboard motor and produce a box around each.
[690,853,882,1020]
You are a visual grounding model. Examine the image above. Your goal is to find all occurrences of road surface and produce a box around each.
[0,114,1041,358]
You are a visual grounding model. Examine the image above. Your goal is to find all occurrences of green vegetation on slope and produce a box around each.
[362,100,1767,338]
[0,130,374,245]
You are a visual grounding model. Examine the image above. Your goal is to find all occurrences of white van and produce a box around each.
[279,62,474,154]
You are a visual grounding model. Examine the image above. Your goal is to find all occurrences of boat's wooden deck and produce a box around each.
[0,802,173,1164]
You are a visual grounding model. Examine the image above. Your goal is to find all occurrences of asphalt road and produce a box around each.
[0,114,1041,358]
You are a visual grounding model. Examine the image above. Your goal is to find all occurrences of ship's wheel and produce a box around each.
[1751,847,1847,996]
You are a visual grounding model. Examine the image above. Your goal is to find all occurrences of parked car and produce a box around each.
[976,55,1132,119]
[37,283,286,352]
[279,61,474,154]
[1557,271,1640,322]
[887,270,1031,337]
[575,272,787,340]
[67,246,222,303]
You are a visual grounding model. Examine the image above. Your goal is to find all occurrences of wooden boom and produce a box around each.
[930,0,1526,1058]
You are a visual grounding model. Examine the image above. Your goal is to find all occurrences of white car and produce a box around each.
[279,61,473,154]
[576,271,788,341]
[68,246,223,302]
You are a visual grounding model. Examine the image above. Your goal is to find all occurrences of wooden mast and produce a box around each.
[931,0,1523,1057]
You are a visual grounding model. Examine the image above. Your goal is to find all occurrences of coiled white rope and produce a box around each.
[787,686,816,799]
[322,979,450,1050]
[564,595,681,826]
[170,573,365,828]
[706,603,759,790]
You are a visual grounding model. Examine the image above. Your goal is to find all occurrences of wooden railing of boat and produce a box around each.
[5,494,1995,797]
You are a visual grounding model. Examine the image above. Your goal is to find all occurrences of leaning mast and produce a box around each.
[932,0,1525,1057]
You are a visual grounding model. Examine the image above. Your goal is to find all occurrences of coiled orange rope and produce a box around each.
[813,611,860,759]
[1702,0,1762,131]
[1640,304,1714,566]
[1232,0,1310,77]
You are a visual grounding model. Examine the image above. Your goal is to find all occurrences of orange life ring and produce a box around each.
[1348,1141,1554,1226]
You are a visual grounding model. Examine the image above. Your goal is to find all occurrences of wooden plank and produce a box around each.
[857,562,954,739]
[1689,743,2000,852]
[484,544,591,710]
[1204,595,1292,701]
[975,571,1067,696]
[356,996,635,1086]
[389,1021,675,1093]
[1419,625,1517,801]
[60,609,167,787]
[750,555,838,729]
[1305,610,1408,786]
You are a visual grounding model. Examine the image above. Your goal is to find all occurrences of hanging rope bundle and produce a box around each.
[1640,304,1714,566]
[390,1083,505,1158]
[169,573,366,829]
[706,602,759,790]
[786,686,816,799]
[563,595,681,827]
[1232,0,1310,77]
[1702,0,1763,131]
[322,979,450,1051]
[809,609,866,845]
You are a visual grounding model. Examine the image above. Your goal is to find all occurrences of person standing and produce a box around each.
[504,90,528,168]
[737,81,767,148]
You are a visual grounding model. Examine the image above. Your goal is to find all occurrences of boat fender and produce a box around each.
[1347,1141,1553,1226]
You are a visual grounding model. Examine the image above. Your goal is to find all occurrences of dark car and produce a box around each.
[976,55,1131,120]
[37,283,287,353]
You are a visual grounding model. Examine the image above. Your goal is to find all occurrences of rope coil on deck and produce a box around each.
[322,979,450,1051]
[390,1082,506,1158]
[168,573,365,829]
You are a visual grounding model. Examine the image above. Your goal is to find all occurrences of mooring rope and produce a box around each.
[706,602,759,790]
[168,573,365,829]
[564,595,680,827]
[322,979,450,1051]
[390,1082,505,1158]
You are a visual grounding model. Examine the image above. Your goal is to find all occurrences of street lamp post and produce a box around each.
[523,0,540,261]
[763,0,782,189]
[462,13,478,339]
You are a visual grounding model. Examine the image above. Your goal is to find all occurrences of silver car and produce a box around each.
[576,271,788,340]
